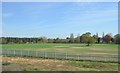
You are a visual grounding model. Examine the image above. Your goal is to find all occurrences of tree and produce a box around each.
[41,37,48,43]
[97,37,101,43]
[69,33,74,43]
[104,33,112,43]
[65,37,70,43]
[81,32,95,46]
[0,38,2,44]
[114,34,120,44]
[87,37,95,46]
[102,32,105,43]
[93,33,98,43]
[74,34,80,43]
[53,37,60,43]
[48,38,54,43]
[1,37,7,44]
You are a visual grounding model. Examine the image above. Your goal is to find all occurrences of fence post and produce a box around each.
[14,49,15,56]
[46,52,47,58]
[44,52,46,58]
[28,50,29,56]
[7,49,9,55]
[6,49,8,55]
[36,50,38,57]
[66,52,67,60]
[78,54,79,61]
[55,52,56,60]
[21,50,22,57]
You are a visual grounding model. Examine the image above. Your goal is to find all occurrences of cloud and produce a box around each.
[2,13,13,18]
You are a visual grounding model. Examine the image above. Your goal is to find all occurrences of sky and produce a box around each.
[2,2,118,38]
[1,0,120,2]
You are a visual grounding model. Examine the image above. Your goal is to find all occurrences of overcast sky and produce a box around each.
[2,2,118,38]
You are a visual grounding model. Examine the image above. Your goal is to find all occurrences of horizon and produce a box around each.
[2,2,118,38]
[0,32,118,39]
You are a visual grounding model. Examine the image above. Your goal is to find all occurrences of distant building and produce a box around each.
[98,37,104,43]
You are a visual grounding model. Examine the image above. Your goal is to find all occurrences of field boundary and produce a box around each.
[2,49,118,63]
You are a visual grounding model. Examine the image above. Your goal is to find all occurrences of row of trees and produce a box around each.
[0,32,120,45]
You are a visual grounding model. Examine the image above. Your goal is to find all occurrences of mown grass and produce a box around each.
[2,43,118,55]
[2,43,118,49]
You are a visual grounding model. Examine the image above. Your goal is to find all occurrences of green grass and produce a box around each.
[2,44,119,71]
[2,43,119,55]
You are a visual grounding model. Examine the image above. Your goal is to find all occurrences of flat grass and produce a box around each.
[2,56,118,71]
[2,43,118,55]
[2,44,119,71]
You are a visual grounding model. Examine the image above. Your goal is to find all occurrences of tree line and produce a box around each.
[0,32,120,45]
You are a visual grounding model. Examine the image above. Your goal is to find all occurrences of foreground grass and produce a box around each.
[2,43,118,55]
[2,56,118,71]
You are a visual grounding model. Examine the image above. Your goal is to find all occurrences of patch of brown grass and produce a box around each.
[2,56,118,71]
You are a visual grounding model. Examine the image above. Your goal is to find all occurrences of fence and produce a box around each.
[2,49,118,63]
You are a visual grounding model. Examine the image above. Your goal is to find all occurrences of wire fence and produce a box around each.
[2,49,119,63]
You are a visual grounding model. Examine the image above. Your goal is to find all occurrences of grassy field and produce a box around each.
[2,56,118,71]
[2,43,118,55]
[2,43,119,71]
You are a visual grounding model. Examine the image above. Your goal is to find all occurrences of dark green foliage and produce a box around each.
[114,34,120,44]
[80,32,95,46]
[2,62,11,66]
[0,32,119,44]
